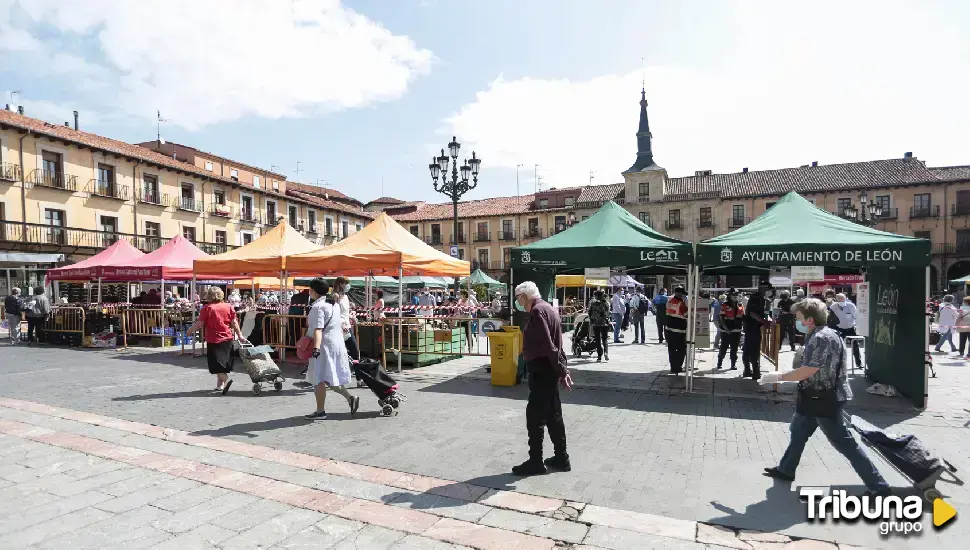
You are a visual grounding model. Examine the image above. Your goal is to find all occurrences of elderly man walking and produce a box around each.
[4,287,23,344]
[512,281,573,476]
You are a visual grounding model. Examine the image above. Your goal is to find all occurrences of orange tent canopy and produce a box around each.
[286,213,471,277]
[193,220,322,277]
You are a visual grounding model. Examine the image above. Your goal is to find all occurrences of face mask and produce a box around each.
[514,299,525,312]
[795,320,810,333]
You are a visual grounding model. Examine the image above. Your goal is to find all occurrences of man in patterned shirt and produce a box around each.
[761,298,890,497]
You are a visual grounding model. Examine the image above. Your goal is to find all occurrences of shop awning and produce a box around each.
[46,240,145,281]
[0,252,64,267]
[193,221,322,277]
[100,236,219,281]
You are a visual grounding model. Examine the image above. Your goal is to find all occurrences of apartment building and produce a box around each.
[0,108,371,287]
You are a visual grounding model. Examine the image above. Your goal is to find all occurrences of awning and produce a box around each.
[0,252,65,267]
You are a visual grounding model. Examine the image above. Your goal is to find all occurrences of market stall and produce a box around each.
[696,191,931,406]
[45,239,146,302]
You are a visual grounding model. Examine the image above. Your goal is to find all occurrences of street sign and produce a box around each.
[450,245,459,258]
[585,267,610,279]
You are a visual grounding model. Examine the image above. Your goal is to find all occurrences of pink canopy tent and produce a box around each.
[100,235,218,281]
[46,239,145,281]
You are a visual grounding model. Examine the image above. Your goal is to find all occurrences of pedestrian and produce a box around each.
[956,296,970,359]
[610,290,625,343]
[629,289,648,344]
[776,290,796,351]
[711,293,725,350]
[621,291,631,332]
[588,290,611,361]
[829,292,864,367]
[373,290,386,321]
[717,289,743,370]
[24,286,51,345]
[742,279,771,380]
[4,287,23,344]
[761,298,891,498]
[652,288,668,344]
[511,281,573,476]
[793,288,805,303]
[303,277,360,420]
[934,294,960,354]
[185,287,248,394]
[664,286,688,374]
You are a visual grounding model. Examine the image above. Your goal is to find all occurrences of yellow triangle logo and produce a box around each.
[933,498,956,527]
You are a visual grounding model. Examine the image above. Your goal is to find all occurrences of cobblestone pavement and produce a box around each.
[0,318,967,549]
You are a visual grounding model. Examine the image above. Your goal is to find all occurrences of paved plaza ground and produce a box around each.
[0,319,968,549]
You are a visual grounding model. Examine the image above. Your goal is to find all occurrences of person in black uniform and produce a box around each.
[717,289,743,370]
[742,279,771,380]
[664,287,689,374]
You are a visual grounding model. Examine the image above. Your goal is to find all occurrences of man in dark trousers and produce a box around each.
[717,289,744,370]
[742,279,771,380]
[652,288,668,344]
[664,286,688,374]
[512,281,573,476]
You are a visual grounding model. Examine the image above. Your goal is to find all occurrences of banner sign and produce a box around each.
[866,266,925,407]
[512,246,693,268]
[856,282,869,337]
[794,274,865,284]
[791,266,824,280]
[585,267,610,279]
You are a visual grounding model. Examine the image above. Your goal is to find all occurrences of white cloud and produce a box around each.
[444,1,970,187]
[2,0,433,129]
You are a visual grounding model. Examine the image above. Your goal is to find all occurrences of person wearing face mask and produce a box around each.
[742,279,772,380]
[830,292,862,366]
[717,289,743,370]
[333,277,364,387]
[304,277,360,420]
[664,287,689,374]
[955,296,970,359]
[934,294,960,355]
[761,298,890,498]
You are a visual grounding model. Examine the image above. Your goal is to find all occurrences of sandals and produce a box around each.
[221,379,233,395]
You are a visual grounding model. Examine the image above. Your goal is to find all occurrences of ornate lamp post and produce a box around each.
[430,136,481,295]
[842,189,884,227]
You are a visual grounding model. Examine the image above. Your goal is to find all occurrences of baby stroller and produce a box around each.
[847,412,962,502]
[571,313,599,358]
[238,342,284,396]
[353,358,407,416]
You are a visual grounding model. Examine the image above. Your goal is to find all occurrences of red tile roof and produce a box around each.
[930,165,970,181]
[577,183,624,206]
[391,194,563,222]
[286,189,373,218]
[135,140,287,179]
[366,196,405,206]
[285,181,359,204]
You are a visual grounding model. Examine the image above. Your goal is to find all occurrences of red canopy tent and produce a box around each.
[46,239,145,281]
[100,236,215,281]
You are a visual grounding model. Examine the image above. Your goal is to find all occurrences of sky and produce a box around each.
[1,0,969,204]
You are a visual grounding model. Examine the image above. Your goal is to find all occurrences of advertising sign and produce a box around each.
[856,282,869,337]
[585,267,610,280]
[791,266,824,280]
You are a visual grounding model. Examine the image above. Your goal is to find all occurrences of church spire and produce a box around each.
[625,87,659,173]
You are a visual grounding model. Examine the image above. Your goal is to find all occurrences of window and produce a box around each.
[875,195,892,217]
[100,215,118,246]
[732,205,745,220]
[699,207,712,226]
[273,180,280,191]
[957,230,970,253]
[837,198,851,215]
[477,222,488,238]
[458,248,465,260]
[214,230,227,245]
[478,249,489,269]
[502,219,513,240]
[668,209,681,227]
[242,233,254,245]
[503,248,511,268]
[765,202,775,210]
[582,216,589,221]
[241,196,254,220]
[527,218,539,237]
[289,205,298,227]
[538,198,548,208]
[142,174,159,203]
[230,168,239,180]
[253,175,260,188]
[457,222,465,241]
[44,208,65,244]
[180,183,195,210]
[183,226,196,242]
[266,201,277,223]
[355,223,362,232]
[326,218,334,236]
[97,163,115,194]
[341,220,349,238]
[41,150,62,177]
[204,161,213,171]
[409,225,419,237]
[913,193,931,213]
[554,215,566,233]
[638,182,649,197]
[431,224,441,243]
[308,211,317,232]
[564,196,575,207]
[638,212,649,225]
[914,230,931,240]
[145,222,160,237]
[212,189,225,205]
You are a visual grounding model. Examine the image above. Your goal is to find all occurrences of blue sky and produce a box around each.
[2,0,969,204]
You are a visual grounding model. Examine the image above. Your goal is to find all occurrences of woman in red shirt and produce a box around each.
[187,287,248,394]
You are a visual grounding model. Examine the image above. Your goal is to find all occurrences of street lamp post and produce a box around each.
[429,136,481,296]
[842,189,884,227]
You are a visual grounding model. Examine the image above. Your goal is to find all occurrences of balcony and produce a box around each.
[728,217,750,229]
[0,162,21,182]
[177,197,202,213]
[0,222,240,255]
[425,235,443,246]
[138,190,169,207]
[305,224,318,236]
[875,208,899,221]
[450,234,467,244]
[637,196,650,204]
[934,243,970,256]
[26,169,77,192]
[910,205,940,219]
[664,220,683,231]
[953,204,970,217]
[498,230,516,241]
[523,227,542,240]
[474,231,491,242]
[265,217,280,227]
[237,209,260,224]
[697,219,715,229]
[86,180,129,201]
[198,242,231,255]
[551,225,569,235]
[209,203,233,218]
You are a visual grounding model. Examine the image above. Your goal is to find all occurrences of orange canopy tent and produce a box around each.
[192,220,322,277]
[285,213,470,277]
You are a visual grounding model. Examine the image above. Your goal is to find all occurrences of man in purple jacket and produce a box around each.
[512,281,574,476]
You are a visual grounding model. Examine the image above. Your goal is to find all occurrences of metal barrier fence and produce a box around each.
[120,308,172,347]
[43,306,86,343]
[261,314,308,363]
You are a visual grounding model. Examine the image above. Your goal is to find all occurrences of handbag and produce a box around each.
[795,345,844,418]
[297,299,331,361]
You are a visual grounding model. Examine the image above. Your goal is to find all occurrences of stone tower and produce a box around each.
[622,88,667,203]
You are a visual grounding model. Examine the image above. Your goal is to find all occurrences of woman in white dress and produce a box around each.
[304,278,360,420]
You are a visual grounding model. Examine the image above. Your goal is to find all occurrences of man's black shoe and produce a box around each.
[511,460,547,476]
[544,455,571,472]
[763,467,795,482]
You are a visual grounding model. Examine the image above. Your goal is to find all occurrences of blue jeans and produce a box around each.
[612,313,624,342]
[778,412,889,492]
[935,329,956,352]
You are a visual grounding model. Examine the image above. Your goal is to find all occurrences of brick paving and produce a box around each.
[0,318,967,548]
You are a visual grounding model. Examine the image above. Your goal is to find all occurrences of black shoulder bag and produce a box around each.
[795,345,844,418]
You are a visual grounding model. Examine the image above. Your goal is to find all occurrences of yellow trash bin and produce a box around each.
[487,327,521,386]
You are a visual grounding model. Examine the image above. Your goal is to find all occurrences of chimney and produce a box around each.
[73,110,78,130]
[4,104,9,111]
[904,152,913,161]
[742,167,748,173]
[17,106,24,115]
[811,161,818,167]
[64,122,70,127]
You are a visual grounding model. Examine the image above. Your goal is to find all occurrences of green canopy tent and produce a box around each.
[948,274,970,285]
[401,275,452,289]
[461,268,505,291]
[294,276,399,289]
[695,191,931,406]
